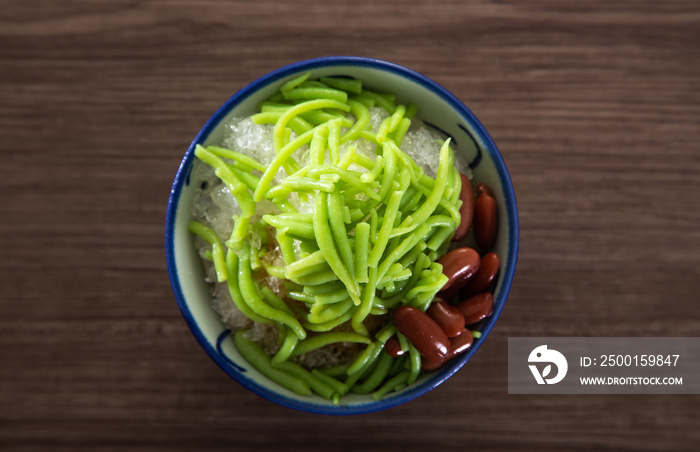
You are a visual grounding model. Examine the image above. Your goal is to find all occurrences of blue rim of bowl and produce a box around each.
[165,56,519,415]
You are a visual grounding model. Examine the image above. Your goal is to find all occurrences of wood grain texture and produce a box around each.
[1,1,699,450]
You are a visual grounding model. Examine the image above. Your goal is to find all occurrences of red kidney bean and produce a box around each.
[421,329,475,370]
[450,329,474,357]
[437,247,481,301]
[393,306,450,362]
[384,335,405,358]
[456,293,494,325]
[462,252,500,298]
[420,357,448,371]
[421,356,446,371]
[476,182,494,198]
[474,193,498,250]
[452,172,474,242]
[427,300,465,338]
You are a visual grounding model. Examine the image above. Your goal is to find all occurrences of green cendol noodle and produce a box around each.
[189,72,465,403]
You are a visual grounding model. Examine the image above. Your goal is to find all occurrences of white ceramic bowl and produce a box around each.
[165,56,518,414]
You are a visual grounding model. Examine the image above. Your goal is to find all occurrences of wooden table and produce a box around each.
[2,1,698,450]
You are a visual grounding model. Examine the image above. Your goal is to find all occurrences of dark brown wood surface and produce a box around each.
[2,1,699,450]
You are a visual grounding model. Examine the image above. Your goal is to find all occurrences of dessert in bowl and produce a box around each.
[165,56,518,414]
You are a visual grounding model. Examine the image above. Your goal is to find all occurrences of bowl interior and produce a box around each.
[166,57,518,414]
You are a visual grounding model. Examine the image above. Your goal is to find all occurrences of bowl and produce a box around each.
[165,56,518,414]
